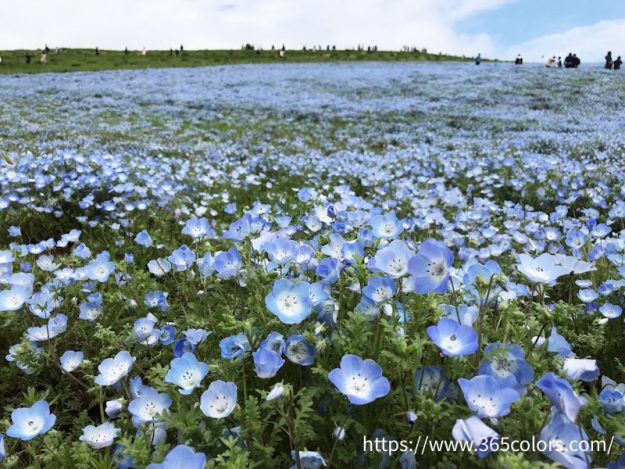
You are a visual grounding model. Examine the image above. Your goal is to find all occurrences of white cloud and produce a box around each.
[0,0,507,56]
[503,19,625,63]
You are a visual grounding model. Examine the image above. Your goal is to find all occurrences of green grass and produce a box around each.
[0,48,474,74]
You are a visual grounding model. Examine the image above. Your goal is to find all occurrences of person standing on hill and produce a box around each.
[614,56,622,70]
[475,53,481,65]
[605,51,613,69]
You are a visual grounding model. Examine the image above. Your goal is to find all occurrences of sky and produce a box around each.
[1,0,624,62]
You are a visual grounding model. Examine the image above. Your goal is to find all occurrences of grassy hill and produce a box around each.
[0,48,473,74]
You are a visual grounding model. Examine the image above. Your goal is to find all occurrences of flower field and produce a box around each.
[1,62,625,468]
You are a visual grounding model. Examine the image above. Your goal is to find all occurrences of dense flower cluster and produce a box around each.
[1,63,624,467]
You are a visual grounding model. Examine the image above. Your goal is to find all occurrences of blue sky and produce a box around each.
[459,0,625,51]
[1,0,624,62]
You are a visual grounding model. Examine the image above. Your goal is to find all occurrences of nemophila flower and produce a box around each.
[577,289,598,303]
[407,239,454,294]
[328,354,390,405]
[265,279,313,324]
[223,215,251,241]
[562,358,599,382]
[79,422,120,449]
[452,416,499,458]
[184,328,211,345]
[133,314,158,340]
[159,324,176,346]
[458,375,521,418]
[260,332,285,355]
[290,451,326,469]
[79,297,103,321]
[427,318,478,356]
[7,400,56,441]
[415,366,450,401]
[0,433,4,462]
[220,332,251,359]
[182,217,214,241]
[27,314,68,341]
[370,212,403,239]
[371,240,414,278]
[147,258,171,277]
[253,348,285,378]
[36,254,59,272]
[173,338,195,357]
[105,399,124,418]
[134,230,153,248]
[264,238,297,265]
[95,351,136,386]
[308,281,330,306]
[60,350,84,373]
[599,387,624,414]
[599,303,622,319]
[8,226,21,237]
[539,411,591,469]
[266,383,286,401]
[128,387,172,425]
[463,260,502,304]
[73,243,91,259]
[27,290,60,319]
[85,257,115,282]
[213,247,242,279]
[479,343,534,389]
[165,352,209,395]
[315,257,343,284]
[147,444,207,469]
[362,276,396,303]
[197,252,214,277]
[440,303,479,326]
[536,372,587,422]
[144,290,169,311]
[0,285,31,312]
[516,253,568,285]
[168,245,196,272]
[285,335,316,366]
[547,326,573,357]
[200,380,237,419]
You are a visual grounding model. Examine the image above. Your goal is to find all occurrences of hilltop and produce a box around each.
[0,48,474,74]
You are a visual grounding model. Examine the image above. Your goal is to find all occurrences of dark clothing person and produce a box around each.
[605,51,613,69]
[557,57,562,67]
[573,54,580,67]
[564,53,574,68]
[25,52,32,64]
[475,53,481,65]
[614,57,622,70]
[514,55,523,65]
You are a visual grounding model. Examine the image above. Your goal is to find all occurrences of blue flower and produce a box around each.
[407,239,454,294]
[7,400,56,441]
[260,332,285,355]
[479,343,534,389]
[289,450,326,469]
[599,303,622,319]
[165,352,209,395]
[536,372,587,422]
[414,366,450,401]
[128,387,172,425]
[426,318,478,356]
[315,258,343,284]
[599,387,624,414]
[252,348,285,378]
[79,422,120,449]
[458,375,520,418]
[200,380,237,419]
[328,354,390,405]
[265,279,313,324]
[134,230,153,248]
[370,212,403,239]
[452,416,499,458]
[85,257,115,283]
[8,226,21,237]
[285,335,316,366]
[213,247,242,279]
[147,258,171,277]
[173,338,195,357]
[547,326,573,357]
[60,350,84,373]
[362,276,396,303]
[95,351,135,386]
[182,217,214,241]
[159,324,177,346]
[371,240,414,278]
[219,333,251,359]
[0,433,4,461]
[168,245,196,272]
[539,411,591,469]
[147,444,207,469]
[0,285,31,312]
[562,358,599,382]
